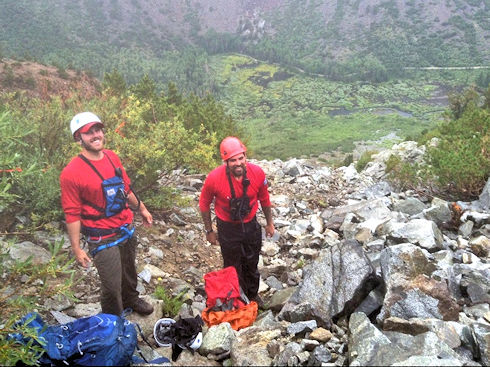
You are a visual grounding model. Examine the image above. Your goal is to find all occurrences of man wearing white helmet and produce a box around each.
[60,112,154,316]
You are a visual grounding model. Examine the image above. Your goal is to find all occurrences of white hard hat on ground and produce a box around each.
[153,318,176,347]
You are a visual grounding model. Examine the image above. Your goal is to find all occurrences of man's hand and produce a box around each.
[265,223,275,238]
[206,231,218,246]
[140,207,153,227]
[73,248,92,268]
[67,220,91,267]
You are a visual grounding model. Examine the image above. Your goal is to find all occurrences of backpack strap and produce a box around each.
[79,153,105,181]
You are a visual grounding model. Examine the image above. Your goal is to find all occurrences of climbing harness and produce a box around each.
[88,224,135,257]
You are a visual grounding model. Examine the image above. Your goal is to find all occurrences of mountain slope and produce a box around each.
[0,0,488,86]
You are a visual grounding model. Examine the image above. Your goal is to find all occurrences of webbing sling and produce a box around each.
[90,225,135,257]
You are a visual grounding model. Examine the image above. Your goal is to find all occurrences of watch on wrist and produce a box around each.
[205,229,214,234]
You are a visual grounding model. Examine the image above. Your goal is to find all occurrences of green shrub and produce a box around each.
[0,74,241,229]
[355,150,376,172]
[106,95,218,204]
[154,286,186,317]
[0,111,38,229]
[56,66,69,80]
[387,87,490,200]
[426,109,489,199]
[386,154,427,192]
[342,154,353,167]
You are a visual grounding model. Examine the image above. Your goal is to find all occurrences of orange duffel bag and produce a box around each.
[202,301,258,331]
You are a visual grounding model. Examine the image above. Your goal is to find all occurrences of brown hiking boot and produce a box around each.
[130,298,154,315]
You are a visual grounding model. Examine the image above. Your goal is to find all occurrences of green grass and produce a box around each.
[208,53,473,160]
[244,111,436,160]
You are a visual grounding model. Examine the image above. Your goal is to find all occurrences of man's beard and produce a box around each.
[229,164,245,178]
[81,137,105,152]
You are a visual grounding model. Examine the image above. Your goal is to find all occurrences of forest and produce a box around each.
[0,1,489,363]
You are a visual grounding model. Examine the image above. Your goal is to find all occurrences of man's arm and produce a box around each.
[67,220,91,268]
[200,210,218,245]
[261,205,275,238]
[127,192,152,226]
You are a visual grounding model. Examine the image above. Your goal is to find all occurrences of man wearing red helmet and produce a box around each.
[199,137,275,307]
[60,112,154,316]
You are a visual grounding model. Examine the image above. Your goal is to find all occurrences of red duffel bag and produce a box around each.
[201,266,258,330]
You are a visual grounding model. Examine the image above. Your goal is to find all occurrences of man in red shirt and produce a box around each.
[60,112,154,316]
[199,137,275,307]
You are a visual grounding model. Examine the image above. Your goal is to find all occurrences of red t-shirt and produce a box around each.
[60,149,133,229]
[199,162,271,223]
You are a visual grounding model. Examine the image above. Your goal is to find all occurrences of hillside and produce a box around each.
[0,0,488,87]
[1,1,489,161]
[0,59,100,100]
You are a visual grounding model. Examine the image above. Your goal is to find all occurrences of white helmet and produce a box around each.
[70,112,103,137]
[153,318,176,347]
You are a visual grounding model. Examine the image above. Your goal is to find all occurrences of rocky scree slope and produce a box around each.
[4,140,490,366]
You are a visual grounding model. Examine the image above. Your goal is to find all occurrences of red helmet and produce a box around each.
[220,136,247,161]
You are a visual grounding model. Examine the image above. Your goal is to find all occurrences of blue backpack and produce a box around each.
[13,312,138,366]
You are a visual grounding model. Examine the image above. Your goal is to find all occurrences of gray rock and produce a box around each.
[478,177,490,210]
[307,345,332,366]
[232,327,280,366]
[424,197,452,225]
[471,322,490,366]
[279,240,375,327]
[393,197,426,216]
[388,218,444,251]
[8,241,52,265]
[391,355,463,366]
[267,287,297,312]
[287,320,317,337]
[201,323,236,356]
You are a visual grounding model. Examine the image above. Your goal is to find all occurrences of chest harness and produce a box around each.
[226,167,251,231]
[78,153,135,257]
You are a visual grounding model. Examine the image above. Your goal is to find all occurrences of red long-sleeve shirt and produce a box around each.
[199,162,271,223]
[60,149,133,229]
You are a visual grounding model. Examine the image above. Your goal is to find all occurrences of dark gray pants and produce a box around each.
[217,217,262,299]
[88,233,139,316]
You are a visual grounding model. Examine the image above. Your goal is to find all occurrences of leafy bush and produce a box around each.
[426,106,489,198]
[0,111,39,229]
[342,154,353,167]
[0,74,242,228]
[154,286,186,317]
[385,154,428,193]
[387,87,490,200]
[105,94,218,203]
[355,150,377,172]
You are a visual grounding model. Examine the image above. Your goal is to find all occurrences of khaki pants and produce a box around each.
[88,233,139,316]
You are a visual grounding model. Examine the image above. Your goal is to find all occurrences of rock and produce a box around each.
[279,240,375,327]
[8,241,52,265]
